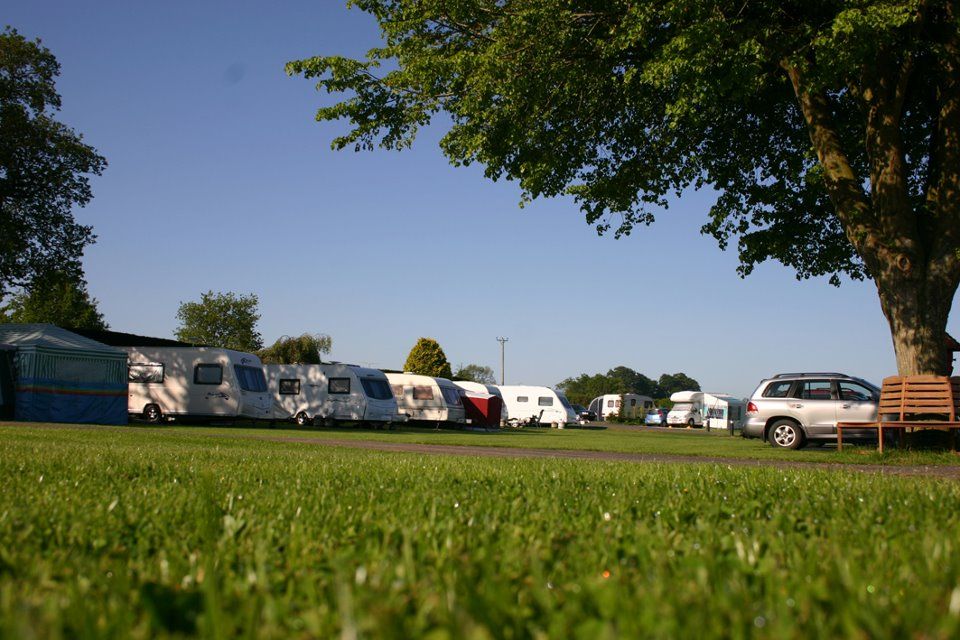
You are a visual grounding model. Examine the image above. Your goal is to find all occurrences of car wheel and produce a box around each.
[143,404,162,424]
[295,411,310,427]
[769,419,805,450]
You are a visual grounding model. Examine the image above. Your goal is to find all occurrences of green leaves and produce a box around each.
[403,337,453,378]
[258,333,333,365]
[174,291,263,352]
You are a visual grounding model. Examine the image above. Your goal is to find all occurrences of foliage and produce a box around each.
[453,363,496,384]
[0,27,106,298]
[258,333,332,364]
[174,291,262,352]
[3,425,960,637]
[658,373,702,397]
[558,366,700,406]
[0,270,106,329]
[403,337,453,378]
[289,1,960,374]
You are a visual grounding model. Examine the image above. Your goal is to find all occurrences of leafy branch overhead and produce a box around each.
[290,1,960,376]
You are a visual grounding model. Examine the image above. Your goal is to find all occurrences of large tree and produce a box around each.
[258,333,333,364]
[403,337,453,378]
[289,1,960,375]
[0,28,106,298]
[453,363,497,384]
[175,291,263,352]
[0,270,107,330]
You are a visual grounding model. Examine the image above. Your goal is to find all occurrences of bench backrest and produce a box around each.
[879,375,957,421]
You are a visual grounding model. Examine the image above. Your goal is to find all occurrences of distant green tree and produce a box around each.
[453,363,496,385]
[607,366,661,397]
[403,338,453,378]
[0,28,107,298]
[658,373,701,397]
[0,270,107,329]
[258,333,332,364]
[175,291,262,352]
[557,372,627,407]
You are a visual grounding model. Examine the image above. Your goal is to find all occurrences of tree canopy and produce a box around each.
[258,333,333,365]
[290,1,960,375]
[174,291,263,352]
[0,27,106,298]
[404,337,453,378]
[453,363,496,385]
[557,366,701,406]
[0,270,107,330]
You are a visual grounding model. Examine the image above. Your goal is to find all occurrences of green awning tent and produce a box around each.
[0,324,128,425]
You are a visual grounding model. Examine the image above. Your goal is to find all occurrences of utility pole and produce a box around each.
[496,336,509,385]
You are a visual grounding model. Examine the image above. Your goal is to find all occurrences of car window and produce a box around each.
[798,380,833,400]
[838,381,875,401]
[763,381,793,398]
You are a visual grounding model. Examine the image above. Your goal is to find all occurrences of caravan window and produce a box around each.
[279,379,300,395]
[129,363,164,384]
[630,398,637,407]
[390,385,405,398]
[234,366,267,392]
[361,378,393,400]
[538,396,553,406]
[441,386,462,406]
[517,396,529,403]
[413,386,434,400]
[644,401,654,409]
[606,399,614,407]
[329,378,351,394]
[194,364,223,385]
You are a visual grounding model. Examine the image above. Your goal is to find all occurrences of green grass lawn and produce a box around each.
[54,420,960,467]
[2,424,960,638]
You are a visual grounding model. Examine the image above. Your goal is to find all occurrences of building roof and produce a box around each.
[0,324,124,355]
[68,328,198,347]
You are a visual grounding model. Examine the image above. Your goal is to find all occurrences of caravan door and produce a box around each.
[190,360,233,417]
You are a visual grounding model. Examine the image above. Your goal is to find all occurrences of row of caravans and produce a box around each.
[124,346,579,428]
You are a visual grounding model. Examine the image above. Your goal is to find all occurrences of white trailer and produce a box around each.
[497,385,578,428]
[666,391,744,430]
[588,393,656,420]
[265,363,399,427]
[386,372,466,425]
[125,347,272,423]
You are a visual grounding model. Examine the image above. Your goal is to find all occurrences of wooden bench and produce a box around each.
[837,375,960,453]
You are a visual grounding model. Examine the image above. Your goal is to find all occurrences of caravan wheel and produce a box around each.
[295,412,310,427]
[143,404,162,424]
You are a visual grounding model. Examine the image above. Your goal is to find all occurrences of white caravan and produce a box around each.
[265,363,399,427]
[125,347,272,423]
[497,385,578,428]
[666,391,744,429]
[386,373,466,425]
[588,393,656,420]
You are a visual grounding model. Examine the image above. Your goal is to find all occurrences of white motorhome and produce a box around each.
[265,363,399,427]
[588,393,656,420]
[125,347,272,423]
[386,373,466,425]
[666,391,743,429]
[497,385,578,428]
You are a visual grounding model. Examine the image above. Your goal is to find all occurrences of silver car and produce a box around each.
[742,373,879,449]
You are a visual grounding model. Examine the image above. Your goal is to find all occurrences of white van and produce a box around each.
[667,391,704,427]
[667,391,745,430]
[497,385,578,428]
[265,363,399,427]
[386,372,466,425]
[125,347,272,423]
[588,393,656,420]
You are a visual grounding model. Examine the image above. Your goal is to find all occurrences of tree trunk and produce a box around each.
[874,265,957,376]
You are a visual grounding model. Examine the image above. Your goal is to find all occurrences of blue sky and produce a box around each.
[7,1,958,398]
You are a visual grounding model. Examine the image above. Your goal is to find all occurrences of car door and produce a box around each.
[835,380,878,428]
[793,379,839,435]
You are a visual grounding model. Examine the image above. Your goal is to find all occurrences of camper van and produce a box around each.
[125,347,272,423]
[588,393,656,420]
[497,385,578,428]
[386,373,466,425]
[265,363,399,427]
[666,391,745,430]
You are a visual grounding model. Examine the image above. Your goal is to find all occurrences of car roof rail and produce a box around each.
[772,372,849,379]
